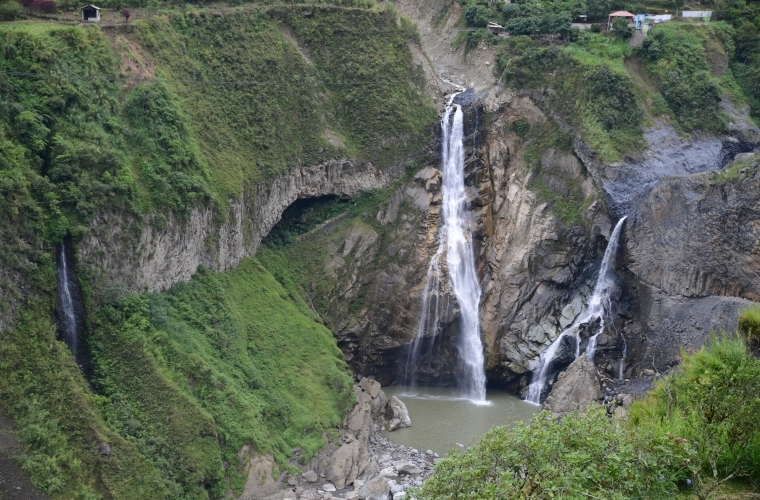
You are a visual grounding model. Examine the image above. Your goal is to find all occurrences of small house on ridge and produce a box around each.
[607,10,634,31]
[80,4,100,22]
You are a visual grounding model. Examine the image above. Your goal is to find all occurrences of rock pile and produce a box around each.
[261,378,431,500]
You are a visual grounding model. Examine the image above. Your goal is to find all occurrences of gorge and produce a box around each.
[1,0,760,498]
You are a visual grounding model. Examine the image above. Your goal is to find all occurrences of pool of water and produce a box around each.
[381,386,539,456]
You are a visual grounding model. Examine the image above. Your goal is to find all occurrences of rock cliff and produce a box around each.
[79,160,399,294]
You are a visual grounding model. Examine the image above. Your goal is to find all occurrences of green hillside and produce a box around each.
[0,6,434,498]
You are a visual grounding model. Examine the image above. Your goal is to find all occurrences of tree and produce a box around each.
[585,0,611,21]
[464,4,492,27]
[39,0,55,13]
[612,16,634,40]
[120,7,129,21]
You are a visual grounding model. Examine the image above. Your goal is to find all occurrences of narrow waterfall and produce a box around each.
[55,240,86,367]
[404,99,488,403]
[525,216,627,404]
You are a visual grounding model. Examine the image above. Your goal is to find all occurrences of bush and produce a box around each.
[417,405,691,499]
[630,334,760,498]
[0,0,23,19]
[738,305,760,355]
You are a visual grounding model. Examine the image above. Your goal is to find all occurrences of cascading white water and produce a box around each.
[404,98,488,403]
[56,243,78,358]
[525,216,627,404]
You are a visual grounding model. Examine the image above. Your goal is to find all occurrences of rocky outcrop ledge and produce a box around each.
[243,378,432,500]
[79,160,399,293]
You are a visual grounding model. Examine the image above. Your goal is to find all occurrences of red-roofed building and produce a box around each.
[607,10,634,31]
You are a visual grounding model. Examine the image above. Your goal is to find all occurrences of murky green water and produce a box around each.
[382,386,539,456]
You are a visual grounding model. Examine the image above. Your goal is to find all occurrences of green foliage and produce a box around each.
[496,34,643,162]
[133,7,433,198]
[0,293,171,500]
[0,0,22,20]
[89,259,354,497]
[512,118,530,138]
[629,335,760,497]
[738,304,760,355]
[419,335,760,500]
[417,405,691,499]
[0,8,430,498]
[709,153,757,185]
[612,16,634,40]
[464,4,492,27]
[455,27,495,53]
[641,25,726,132]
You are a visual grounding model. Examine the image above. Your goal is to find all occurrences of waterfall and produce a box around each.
[525,216,627,404]
[56,243,79,359]
[404,98,488,403]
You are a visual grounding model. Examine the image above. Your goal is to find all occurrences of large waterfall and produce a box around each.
[525,216,627,404]
[404,100,488,403]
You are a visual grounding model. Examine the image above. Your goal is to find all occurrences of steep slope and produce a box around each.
[0,6,436,499]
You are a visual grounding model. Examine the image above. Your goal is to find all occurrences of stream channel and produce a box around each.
[382,386,538,455]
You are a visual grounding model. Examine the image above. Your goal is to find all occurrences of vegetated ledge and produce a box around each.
[79,159,402,294]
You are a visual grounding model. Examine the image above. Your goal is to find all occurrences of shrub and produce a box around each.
[629,334,760,498]
[417,405,691,499]
[0,0,23,19]
[738,305,760,355]
[590,23,601,33]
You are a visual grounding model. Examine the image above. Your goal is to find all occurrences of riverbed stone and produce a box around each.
[302,471,318,483]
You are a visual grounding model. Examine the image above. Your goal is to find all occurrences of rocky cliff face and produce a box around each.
[277,91,618,390]
[79,160,399,294]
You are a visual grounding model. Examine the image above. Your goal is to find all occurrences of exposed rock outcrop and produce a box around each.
[80,159,399,294]
[542,357,602,417]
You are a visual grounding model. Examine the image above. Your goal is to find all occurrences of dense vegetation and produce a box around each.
[90,258,354,498]
[418,334,760,499]
[0,6,433,498]
[451,0,760,162]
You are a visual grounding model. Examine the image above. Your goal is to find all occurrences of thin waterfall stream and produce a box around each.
[404,97,488,404]
[55,239,88,370]
[525,216,627,404]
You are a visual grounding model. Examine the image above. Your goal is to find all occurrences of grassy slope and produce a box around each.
[90,259,354,498]
[0,6,434,499]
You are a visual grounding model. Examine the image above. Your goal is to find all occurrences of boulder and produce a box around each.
[361,476,390,500]
[359,377,382,398]
[395,461,421,476]
[239,454,282,499]
[299,490,319,500]
[302,470,318,483]
[345,492,360,500]
[542,357,602,417]
[370,390,388,419]
[385,396,412,431]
